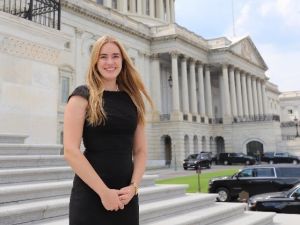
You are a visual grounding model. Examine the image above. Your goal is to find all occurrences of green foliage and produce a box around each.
[156,169,238,193]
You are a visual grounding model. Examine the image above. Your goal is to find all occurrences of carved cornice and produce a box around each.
[0,36,60,64]
[61,0,151,40]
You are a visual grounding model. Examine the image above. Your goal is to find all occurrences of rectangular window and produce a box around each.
[61,76,70,104]
[288,109,293,115]
[97,0,104,5]
[146,0,150,15]
[112,0,117,9]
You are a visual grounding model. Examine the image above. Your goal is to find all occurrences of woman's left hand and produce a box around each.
[118,185,136,205]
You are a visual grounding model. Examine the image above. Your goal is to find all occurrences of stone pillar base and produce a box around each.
[171,111,183,121]
[223,116,233,124]
[151,111,161,122]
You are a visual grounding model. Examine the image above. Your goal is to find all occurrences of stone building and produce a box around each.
[0,0,285,167]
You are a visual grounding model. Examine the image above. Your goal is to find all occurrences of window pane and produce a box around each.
[61,76,70,104]
[97,0,104,5]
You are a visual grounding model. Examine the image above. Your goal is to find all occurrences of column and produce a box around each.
[150,0,155,17]
[205,66,213,118]
[137,0,142,14]
[157,0,164,20]
[241,72,249,117]
[222,64,232,117]
[197,63,206,116]
[261,81,268,115]
[166,0,171,22]
[252,77,259,116]
[229,66,237,117]
[189,59,197,115]
[119,0,128,13]
[257,80,263,115]
[170,0,175,23]
[151,54,162,113]
[247,74,254,116]
[235,69,243,117]
[130,0,136,12]
[181,56,189,114]
[104,0,112,8]
[171,52,180,113]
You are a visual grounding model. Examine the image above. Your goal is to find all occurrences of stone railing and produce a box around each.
[233,114,280,123]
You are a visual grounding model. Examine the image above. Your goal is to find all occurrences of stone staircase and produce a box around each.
[0,134,278,225]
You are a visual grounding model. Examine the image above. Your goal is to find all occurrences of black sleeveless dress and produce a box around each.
[68,85,139,225]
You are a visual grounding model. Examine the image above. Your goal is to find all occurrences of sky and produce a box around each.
[175,0,300,92]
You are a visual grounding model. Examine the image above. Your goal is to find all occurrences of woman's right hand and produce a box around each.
[100,188,124,211]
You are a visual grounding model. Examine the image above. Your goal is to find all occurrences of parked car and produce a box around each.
[182,152,212,170]
[261,152,299,164]
[215,152,256,165]
[248,182,300,214]
[208,164,300,202]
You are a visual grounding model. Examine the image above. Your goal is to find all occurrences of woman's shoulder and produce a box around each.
[68,85,89,102]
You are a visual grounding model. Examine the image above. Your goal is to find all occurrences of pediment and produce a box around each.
[230,37,268,70]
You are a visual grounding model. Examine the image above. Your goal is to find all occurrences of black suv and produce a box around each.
[183,152,212,170]
[262,152,299,164]
[215,152,256,165]
[208,164,300,202]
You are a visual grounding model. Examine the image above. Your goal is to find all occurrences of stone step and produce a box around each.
[218,211,275,225]
[0,180,73,204]
[0,144,62,155]
[0,181,186,205]
[0,155,67,168]
[140,174,158,187]
[139,184,188,203]
[16,194,217,225]
[140,193,217,224]
[144,202,247,225]
[0,134,28,144]
[0,167,74,184]
[0,197,69,225]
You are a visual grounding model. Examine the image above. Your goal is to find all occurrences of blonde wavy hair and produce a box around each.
[86,35,153,126]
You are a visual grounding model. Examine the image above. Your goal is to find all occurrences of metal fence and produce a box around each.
[1,0,61,30]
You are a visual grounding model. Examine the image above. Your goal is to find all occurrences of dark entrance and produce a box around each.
[247,141,264,161]
[216,136,225,154]
[164,136,172,167]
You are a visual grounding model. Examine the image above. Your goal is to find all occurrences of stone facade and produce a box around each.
[0,0,288,166]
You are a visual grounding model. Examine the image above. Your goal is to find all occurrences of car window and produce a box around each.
[239,169,253,177]
[255,168,275,177]
[291,187,300,197]
[277,168,300,177]
[187,154,198,160]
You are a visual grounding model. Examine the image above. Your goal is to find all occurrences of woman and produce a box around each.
[64,35,153,225]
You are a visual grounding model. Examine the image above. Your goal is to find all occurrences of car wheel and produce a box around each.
[292,160,298,164]
[206,163,211,169]
[269,160,274,164]
[224,160,229,165]
[216,187,231,202]
[245,160,250,165]
[183,167,187,170]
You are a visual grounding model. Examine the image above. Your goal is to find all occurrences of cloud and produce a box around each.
[260,44,300,92]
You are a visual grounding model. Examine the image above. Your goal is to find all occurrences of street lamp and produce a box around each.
[294,116,299,138]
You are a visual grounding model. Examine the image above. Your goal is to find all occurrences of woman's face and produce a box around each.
[97,42,122,83]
